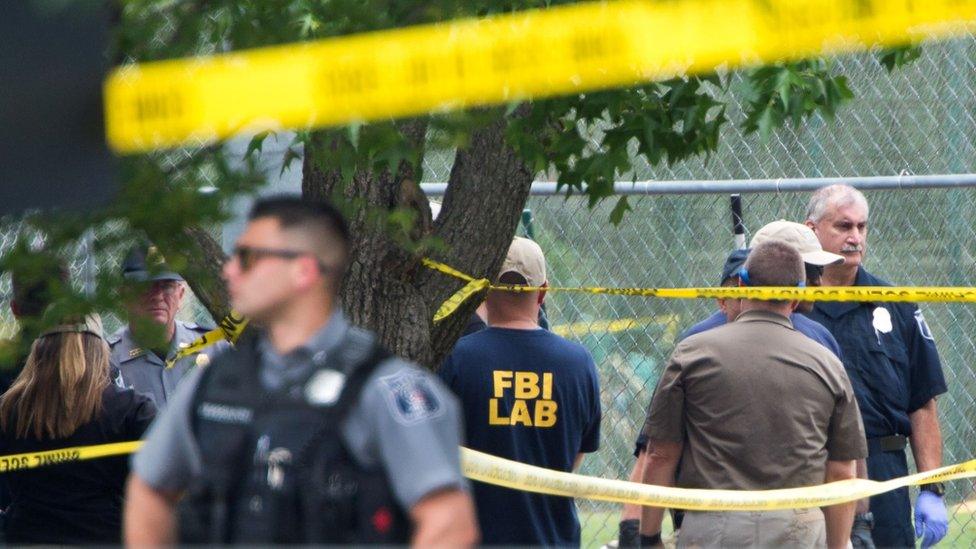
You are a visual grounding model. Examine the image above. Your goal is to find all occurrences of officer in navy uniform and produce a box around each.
[109,246,228,408]
[124,196,478,546]
[805,185,949,548]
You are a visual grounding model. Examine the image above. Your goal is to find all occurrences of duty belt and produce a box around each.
[867,435,908,456]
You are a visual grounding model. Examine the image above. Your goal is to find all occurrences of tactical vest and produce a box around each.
[176,328,411,544]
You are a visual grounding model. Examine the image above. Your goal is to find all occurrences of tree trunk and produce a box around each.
[303,112,533,368]
[178,225,231,321]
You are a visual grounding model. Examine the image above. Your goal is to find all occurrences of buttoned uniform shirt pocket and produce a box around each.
[863,309,912,418]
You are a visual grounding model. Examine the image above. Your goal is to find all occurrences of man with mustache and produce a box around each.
[805,184,949,548]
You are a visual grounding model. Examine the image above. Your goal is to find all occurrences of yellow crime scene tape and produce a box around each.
[164,311,249,369]
[552,315,680,340]
[462,449,976,511]
[104,0,976,153]
[423,259,976,321]
[0,441,142,474]
[1,440,973,510]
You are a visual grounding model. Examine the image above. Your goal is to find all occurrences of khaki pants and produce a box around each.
[677,509,826,548]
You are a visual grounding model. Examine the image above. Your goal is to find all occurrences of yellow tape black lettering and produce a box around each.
[105,0,976,153]
[423,258,976,320]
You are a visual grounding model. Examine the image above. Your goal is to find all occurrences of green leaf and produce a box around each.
[245,130,274,160]
[347,122,363,149]
[878,45,922,72]
[608,195,631,226]
[774,69,793,111]
[756,106,777,140]
[279,147,301,177]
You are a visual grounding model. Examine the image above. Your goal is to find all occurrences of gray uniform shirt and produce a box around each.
[110,321,230,409]
[133,311,467,510]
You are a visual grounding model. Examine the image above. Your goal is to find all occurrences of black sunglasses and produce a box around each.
[231,246,331,273]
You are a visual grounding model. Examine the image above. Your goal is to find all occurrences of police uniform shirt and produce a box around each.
[132,311,466,512]
[109,320,229,409]
[804,267,948,438]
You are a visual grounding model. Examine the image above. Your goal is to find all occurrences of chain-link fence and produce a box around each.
[424,34,976,546]
[422,36,976,182]
[507,186,975,546]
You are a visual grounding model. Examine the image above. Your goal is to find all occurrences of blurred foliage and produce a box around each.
[2,0,916,337]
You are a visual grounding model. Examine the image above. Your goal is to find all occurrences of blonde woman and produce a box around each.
[0,314,155,544]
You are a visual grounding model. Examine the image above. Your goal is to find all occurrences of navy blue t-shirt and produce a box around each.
[439,327,601,547]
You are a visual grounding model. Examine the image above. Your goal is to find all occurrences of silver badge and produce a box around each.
[304,369,346,406]
[872,307,893,334]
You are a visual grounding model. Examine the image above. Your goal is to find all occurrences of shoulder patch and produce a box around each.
[378,369,444,426]
[914,309,935,341]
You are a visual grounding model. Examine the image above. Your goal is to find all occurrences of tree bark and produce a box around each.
[177,225,231,321]
[303,111,533,368]
[420,108,534,366]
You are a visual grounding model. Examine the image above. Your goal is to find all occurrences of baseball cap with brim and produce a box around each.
[720,248,750,285]
[499,236,546,287]
[41,313,104,340]
[122,245,184,283]
[750,220,845,267]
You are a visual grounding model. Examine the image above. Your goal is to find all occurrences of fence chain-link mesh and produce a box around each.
[426,34,976,546]
[519,187,976,546]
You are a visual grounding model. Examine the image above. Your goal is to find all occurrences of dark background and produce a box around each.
[0,2,115,215]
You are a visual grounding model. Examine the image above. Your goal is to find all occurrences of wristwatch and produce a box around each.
[920,482,946,497]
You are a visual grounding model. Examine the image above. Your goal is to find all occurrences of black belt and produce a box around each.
[867,435,907,456]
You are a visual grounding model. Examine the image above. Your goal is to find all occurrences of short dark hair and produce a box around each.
[249,195,351,267]
[742,241,804,288]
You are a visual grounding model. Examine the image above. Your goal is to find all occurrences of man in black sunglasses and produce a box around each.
[125,196,478,546]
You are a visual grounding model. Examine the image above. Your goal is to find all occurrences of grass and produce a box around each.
[579,502,976,548]
[580,510,673,549]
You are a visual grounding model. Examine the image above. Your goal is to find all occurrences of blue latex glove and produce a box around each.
[914,491,949,547]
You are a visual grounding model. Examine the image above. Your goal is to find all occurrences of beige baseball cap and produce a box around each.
[750,220,845,266]
[499,236,547,286]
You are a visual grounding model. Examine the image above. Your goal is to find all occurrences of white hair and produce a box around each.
[806,184,869,222]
